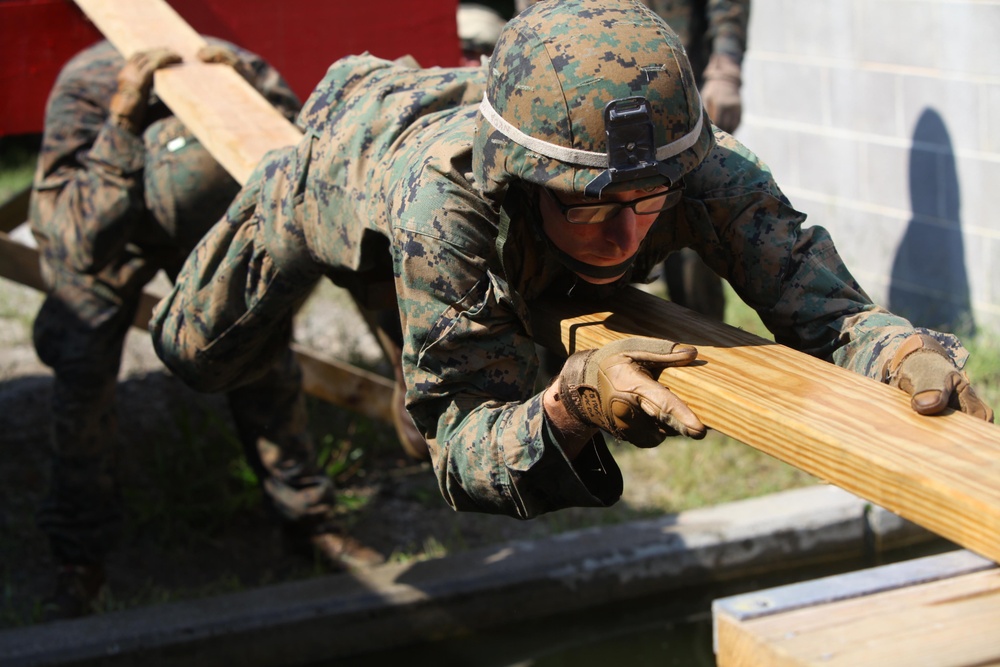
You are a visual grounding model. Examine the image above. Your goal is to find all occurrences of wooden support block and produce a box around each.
[713,550,1000,666]
[531,289,1000,563]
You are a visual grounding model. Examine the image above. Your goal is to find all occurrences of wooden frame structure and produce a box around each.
[2,0,997,570]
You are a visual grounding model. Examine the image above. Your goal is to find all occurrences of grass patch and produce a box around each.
[0,135,38,202]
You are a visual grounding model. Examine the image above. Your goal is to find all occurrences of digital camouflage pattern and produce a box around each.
[153,0,969,521]
[29,39,336,566]
[473,0,714,199]
[517,0,750,80]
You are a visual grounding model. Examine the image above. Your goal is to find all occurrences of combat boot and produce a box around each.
[41,563,106,622]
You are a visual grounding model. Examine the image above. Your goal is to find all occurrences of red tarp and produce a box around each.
[0,0,461,137]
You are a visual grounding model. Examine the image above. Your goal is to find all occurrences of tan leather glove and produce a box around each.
[109,48,182,135]
[557,337,707,447]
[196,44,255,83]
[701,53,742,134]
[886,333,994,421]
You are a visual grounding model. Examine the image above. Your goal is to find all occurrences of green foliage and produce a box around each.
[0,136,37,201]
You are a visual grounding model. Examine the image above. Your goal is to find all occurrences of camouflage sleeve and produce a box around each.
[150,141,322,393]
[706,0,749,63]
[30,46,147,276]
[687,133,970,380]
[394,221,624,519]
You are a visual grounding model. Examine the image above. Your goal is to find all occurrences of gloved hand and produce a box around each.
[196,44,255,83]
[701,53,742,134]
[557,336,706,447]
[886,333,994,421]
[109,48,182,135]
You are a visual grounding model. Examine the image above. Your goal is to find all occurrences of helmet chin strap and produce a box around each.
[543,234,638,280]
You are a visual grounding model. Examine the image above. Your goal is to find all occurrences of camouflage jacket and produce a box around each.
[30,39,300,283]
[152,55,963,520]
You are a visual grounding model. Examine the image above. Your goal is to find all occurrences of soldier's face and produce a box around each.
[539,186,665,284]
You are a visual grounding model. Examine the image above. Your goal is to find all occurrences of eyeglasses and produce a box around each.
[545,187,684,224]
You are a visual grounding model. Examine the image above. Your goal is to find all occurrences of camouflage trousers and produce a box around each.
[32,260,335,566]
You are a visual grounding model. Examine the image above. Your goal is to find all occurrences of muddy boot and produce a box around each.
[284,523,386,572]
[41,564,106,622]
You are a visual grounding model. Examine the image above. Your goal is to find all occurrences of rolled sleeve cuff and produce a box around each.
[498,407,623,517]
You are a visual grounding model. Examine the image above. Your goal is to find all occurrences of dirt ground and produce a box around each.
[0,266,660,629]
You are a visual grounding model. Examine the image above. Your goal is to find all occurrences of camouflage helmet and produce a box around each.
[143,116,240,252]
[473,0,714,202]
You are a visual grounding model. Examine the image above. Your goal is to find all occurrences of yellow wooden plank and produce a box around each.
[73,0,302,184]
[716,568,1000,667]
[154,65,302,184]
[72,0,207,62]
[531,289,1000,563]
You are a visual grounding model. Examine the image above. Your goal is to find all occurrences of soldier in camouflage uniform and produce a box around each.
[152,0,992,523]
[30,39,381,620]
[502,0,750,320]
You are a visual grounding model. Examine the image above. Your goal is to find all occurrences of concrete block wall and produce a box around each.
[735,0,1000,335]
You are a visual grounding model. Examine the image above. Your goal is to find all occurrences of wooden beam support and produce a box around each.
[0,186,31,233]
[713,550,1000,666]
[1,231,396,424]
[70,0,1000,564]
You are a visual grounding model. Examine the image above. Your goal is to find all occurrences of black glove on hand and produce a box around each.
[109,48,182,135]
[558,337,707,447]
[886,333,994,421]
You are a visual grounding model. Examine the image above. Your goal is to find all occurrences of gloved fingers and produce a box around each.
[197,45,255,82]
[892,342,993,421]
[622,343,698,371]
[602,365,705,443]
[952,376,995,422]
[197,44,239,66]
[119,48,182,91]
[636,381,705,440]
[599,336,698,371]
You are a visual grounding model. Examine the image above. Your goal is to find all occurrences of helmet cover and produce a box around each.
[473,0,714,201]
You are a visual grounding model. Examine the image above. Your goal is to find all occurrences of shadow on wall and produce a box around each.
[889,108,975,336]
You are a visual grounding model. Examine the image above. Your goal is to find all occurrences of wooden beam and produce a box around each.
[531,289,1000,563]
[0,227,395,426]
[74,0,302,184]
[0,186,31,233]
[71,0,1000,563]
[713,551,1000,666]
[0,231,44,291]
